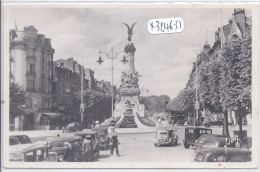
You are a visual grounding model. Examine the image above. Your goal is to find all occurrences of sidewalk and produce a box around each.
[9,127,157,138]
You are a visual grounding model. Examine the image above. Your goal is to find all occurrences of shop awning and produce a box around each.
[42,112,63,119]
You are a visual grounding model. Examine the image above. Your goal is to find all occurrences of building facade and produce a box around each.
[52,58,89,122]
[203,9,251,123]
[10,25,55,130]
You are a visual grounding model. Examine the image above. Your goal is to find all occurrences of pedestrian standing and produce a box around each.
[63,142,76,162]
[171,119,175,127]
[92,120,95,128]
[156,118,162,128]
[95,120,101,127]
[231,117,235,127]
[110,132,120,156]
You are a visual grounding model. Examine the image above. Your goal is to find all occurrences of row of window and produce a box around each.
[25,97,52,109]
[26,79,51,93]
[27,63,52,77]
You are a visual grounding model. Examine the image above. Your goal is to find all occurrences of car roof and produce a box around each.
[157,127,174,131]
[10,135,30,137]
[75,129,99,136]
[198,147,251,155]
[10,142,47,154]
[92,127,108,131]
[199,134,229,139]
[49,135,81,143]
[185,127,211,130]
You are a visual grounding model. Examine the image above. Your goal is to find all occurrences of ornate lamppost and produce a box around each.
[97,46,128,119]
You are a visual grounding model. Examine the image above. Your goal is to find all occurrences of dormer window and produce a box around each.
[232,34,238,41]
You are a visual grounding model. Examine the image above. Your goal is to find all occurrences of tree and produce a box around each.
[73,90,113,128]
[140,95,170,113]
[198,60,211,115]
[220,29,252,139]
[167,88,195,125]
[9,82,25,123]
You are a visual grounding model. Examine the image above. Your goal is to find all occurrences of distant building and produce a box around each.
[53,58,89,121]
[95,80,116,94]
[9,25,55,130]
[185,9,251,123]
[84,68,95,90]
[209,8,251,62]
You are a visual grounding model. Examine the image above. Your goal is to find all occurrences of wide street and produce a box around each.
[11,123,251,162]
[97,125,251,162]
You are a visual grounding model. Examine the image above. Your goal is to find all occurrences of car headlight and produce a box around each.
[202,142,218,148]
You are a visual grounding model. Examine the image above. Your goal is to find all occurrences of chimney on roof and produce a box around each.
[67,58,74,70]
[234,8,245,15]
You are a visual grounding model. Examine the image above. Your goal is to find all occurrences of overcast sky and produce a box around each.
[7,5,251,99]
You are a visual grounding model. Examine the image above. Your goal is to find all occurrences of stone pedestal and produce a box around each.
[111,41,148,128]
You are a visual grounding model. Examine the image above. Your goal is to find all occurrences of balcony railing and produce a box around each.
[26,87,35,92]
[26,55,36,61]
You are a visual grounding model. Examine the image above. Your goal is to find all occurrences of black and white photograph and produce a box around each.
[2,2,259,169]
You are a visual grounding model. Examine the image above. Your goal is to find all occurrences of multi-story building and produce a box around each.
[85,68,95,90]
[209,8,251,62]
[9,25,55,130]
[52,58,89,121]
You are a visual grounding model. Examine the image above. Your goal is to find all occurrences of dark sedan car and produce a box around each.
[195,136,242,154]
[194,147,251,162]
[183,127,212,149]
[194,134,230,152]
[10,135,32,145]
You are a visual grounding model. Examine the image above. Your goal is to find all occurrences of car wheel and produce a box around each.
[184,142,190,149]
[154,143,159,147]
[175,137,178,145]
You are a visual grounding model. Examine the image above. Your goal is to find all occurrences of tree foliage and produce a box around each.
[167,25,252,133]
[140,95,170,113]
[73,90,113,127]
[220,30,252,114]
[9,82,25,122]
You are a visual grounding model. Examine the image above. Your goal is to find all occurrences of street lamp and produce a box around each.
[97,46,127,120]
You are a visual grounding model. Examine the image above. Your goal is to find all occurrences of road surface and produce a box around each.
[10,124,251,162]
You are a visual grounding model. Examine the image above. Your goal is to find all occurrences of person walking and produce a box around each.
[110,132,120,156]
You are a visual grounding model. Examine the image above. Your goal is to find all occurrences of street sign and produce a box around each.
[195,101,199,110]
[110,120,116,127]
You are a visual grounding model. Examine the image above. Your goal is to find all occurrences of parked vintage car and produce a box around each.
[9,142,57,162]
[47,134,82,162]
[62,122,81,133]
[204,119,224,127]
[9,137,21,146]
[194,147,251,162]
[194,134,230,150]
[176,115,185,126]
[153,127,178,147]
[183,127,212,149]
[195,136,242,154]
[10,135,32,144]
[92,127,110,150]
[75,129,100,161]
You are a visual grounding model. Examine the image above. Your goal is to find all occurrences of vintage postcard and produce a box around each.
[2,2,259,169]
